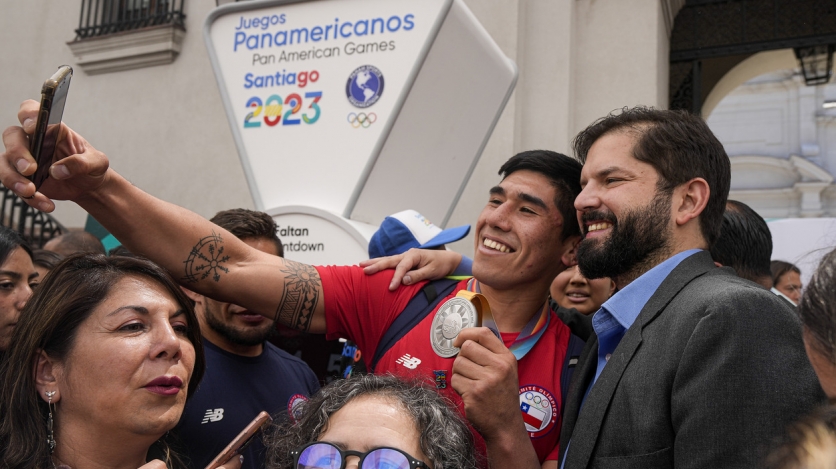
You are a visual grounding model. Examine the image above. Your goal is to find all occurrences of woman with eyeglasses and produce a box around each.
[266,374,478,469]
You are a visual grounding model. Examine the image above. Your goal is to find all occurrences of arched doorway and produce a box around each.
[669,0,836,115]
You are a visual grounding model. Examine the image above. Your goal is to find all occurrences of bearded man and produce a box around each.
[557,107,824,469]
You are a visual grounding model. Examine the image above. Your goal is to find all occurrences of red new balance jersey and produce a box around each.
[317,265,571,463]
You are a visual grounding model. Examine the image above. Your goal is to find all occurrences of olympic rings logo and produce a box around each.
[347,112,377,128]
[524,391,551,409]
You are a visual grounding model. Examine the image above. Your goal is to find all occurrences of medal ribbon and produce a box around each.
[466,278,550,360]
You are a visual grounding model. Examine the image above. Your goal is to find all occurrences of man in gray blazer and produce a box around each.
[558,107,824,469]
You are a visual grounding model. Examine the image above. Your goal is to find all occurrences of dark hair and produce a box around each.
[44,231,105,256]
[772,260,801,287]
[0,254,204,469]
[797,250,834,361]
[265,374,479,469]
[709,200,773,286]
[573,106,731,246]
[210,208,283,257]
[32,249,64,272]
[0,226,33,266]
[764,405,836,469]
[498,150,583,241]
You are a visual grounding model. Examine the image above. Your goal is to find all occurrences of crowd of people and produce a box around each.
[0,98,834,469]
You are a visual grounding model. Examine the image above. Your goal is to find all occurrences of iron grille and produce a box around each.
[75,0,186,40]
[0,185,65,249]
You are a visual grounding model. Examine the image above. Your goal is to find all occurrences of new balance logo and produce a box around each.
[396,354,421,369]
[201,408,224,424]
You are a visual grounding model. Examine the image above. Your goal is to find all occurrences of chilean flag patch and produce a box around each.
[521,402,546,428]
[519,384,557,438]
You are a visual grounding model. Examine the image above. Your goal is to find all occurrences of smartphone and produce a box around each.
[29,65,73,190]
[204,411,273,469]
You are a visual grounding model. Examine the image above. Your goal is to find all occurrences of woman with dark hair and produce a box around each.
[0,254,233,469]
[772,260,802,305]
[266,374,478,469]
[0,225,38,353]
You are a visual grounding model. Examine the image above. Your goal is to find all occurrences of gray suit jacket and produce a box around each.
[558,251,824,469]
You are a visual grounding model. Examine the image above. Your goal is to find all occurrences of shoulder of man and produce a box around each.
[264,340,314,367]
[263,341,320,390]
[678,267,798,323]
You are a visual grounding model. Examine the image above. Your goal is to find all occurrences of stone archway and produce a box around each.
[669,0,836,115]
[701,49,797,118]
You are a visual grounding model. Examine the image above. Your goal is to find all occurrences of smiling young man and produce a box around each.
[0,102,581,469]
[293,152,584,469]
[557,107,824,469]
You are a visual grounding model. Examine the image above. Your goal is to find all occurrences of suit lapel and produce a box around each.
[635,251,716,329]
[563,322,643,468]
[562,251,716,468]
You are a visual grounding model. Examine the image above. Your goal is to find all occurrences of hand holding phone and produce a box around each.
[204,411,272,469]
[29,65,72,190]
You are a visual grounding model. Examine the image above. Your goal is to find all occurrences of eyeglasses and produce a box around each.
[291,441,429,469]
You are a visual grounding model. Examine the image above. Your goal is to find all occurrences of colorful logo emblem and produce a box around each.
[347,112,377,128]
[433,370,448,389]
[287,394,309,422]
[346,65,384,108]
[519,385,557,438]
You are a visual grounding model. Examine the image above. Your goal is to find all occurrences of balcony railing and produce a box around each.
[75,0,186,40]
[0,185,66,249]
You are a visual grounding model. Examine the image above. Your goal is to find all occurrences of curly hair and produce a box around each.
[764,405,836,469]
[265,374,478,469]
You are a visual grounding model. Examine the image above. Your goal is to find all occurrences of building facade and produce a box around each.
[2,0,833,260]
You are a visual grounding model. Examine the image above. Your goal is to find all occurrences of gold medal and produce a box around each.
[430,290,491,358]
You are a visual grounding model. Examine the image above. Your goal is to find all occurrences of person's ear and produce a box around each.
[673,177,710,227]
[180,287,205,306]
[560,236,581,268]
[607,279,616,297]
[34,350,61,403]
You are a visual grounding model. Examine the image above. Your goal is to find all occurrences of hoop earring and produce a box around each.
[45,391,56,453]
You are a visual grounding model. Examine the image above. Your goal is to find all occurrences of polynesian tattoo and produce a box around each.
[276,260,321,331]
[183,231,230,283]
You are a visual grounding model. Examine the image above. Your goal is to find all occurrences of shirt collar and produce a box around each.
[594,249,702,331]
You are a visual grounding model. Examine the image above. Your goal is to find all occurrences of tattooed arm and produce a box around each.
[86,173,327,332]
[0,103,326,332]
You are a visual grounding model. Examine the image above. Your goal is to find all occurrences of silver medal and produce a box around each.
[430,297,480,358]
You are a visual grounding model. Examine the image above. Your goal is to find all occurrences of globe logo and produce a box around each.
[346,65,384,108]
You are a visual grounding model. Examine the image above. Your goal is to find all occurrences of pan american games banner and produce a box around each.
[207,0,450,214]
